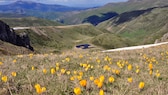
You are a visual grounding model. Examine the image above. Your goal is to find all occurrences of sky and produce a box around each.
[0,0,128,7]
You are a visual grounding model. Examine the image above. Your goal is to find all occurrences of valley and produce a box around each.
[0,0,168,95]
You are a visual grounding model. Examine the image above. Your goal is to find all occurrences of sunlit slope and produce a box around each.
[0,40,32,55]
[97,6,168,45]
[0,17,62,27]
[15,24,105,53]
[63,0,168,24]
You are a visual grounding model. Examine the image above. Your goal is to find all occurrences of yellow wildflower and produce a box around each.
[70,76,75,81]
[115,70,120,75]
[11,72,17,77]
[136,69,140,74]
[74,87,81,95]
[99,89,104,95]
[43,69,47,74]
[51,68,55,74]
[94,79,99,86]
[61,69,66,74]
[32,66,35,70]
[149,70,153,75]
[97,82,103,88]
[127,64,132,71]
[0,62,3,65]
[79,72,83,76]
[13,59,17,63]
[148,63,153,70]
[79,79,87,87]
[139,82,145,89]
[41,87,46,92]
[108,76,115,83]
[99,75,105,83]
[127,77,133,83]
[90,76,94,81]
[1,76,7,82]
[66,71,71,75]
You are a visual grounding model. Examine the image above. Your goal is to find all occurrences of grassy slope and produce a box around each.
[63,0,168,24]
[15,24,105,53]
[0,40,32,55]
[97,7,168,45]
[0,17,62,27]
[0,41,168,95]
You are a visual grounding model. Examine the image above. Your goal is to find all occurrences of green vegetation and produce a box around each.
[0,17,62,27]
[63,0,168,24]
[97,7,168,45]
[91,33,132,49]
[0,43,168,95]
[15,24,104,53]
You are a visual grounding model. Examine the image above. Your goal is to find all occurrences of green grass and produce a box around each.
[15,24,104,53]
[0,17,62,27]
[97,6,168,45]
[0,43,168,95]
[91,33,133,49]
[63,0,168,24]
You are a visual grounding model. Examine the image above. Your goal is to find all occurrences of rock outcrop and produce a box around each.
[0,20,34,51]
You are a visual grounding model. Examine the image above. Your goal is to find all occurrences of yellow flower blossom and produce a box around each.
[127,77,133,83]
[139,82,145,89]
[51,68,55,74]
[127,64,132,71]
[90,76,94,81]
[70,76,75,81]
[11,72,17,77]
[1,76,7,82]
[41,87,46,92]
[0,62,3,65]
[13,59,17,63]
[65,57,70,62]
[115,70,120,75]
[108,76,115,83]
[148,63,153,70]
[43,69,47,74]
[61,69,66,74]
[66,71,71,75]
[34,84,46,94]
[97,82,103,88]
[99,89,104,95]
[79,79,87,87]
[74,87,81,95]
[149,70,153,75]
[136,69,140,74]
[32,66,35,70]
[99,75,105,83]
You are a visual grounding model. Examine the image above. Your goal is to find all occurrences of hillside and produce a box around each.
[97,6,168,45]
[0,40,32,55]
[14,24,105,53]
[0,17,62,27]
[63,0,168,25]
[0,41,168,94]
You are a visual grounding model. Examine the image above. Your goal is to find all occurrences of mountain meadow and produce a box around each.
[0,0,168,95]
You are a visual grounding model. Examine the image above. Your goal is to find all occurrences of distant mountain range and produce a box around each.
[0,1,85,13]
[0,1,87,21]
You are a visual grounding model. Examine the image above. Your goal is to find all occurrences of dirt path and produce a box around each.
[102,42,168,52]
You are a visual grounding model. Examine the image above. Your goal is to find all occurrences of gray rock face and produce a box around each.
[0,20,34,51]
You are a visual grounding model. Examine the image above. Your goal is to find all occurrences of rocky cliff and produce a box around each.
[0,20,34,51]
